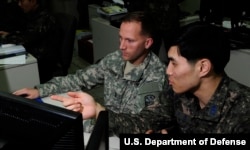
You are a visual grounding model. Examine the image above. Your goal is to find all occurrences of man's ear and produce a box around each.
[145,37,153,49]
[198,59,212,77]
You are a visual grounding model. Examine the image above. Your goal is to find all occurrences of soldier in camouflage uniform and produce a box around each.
[149,22,250,134]
[14,11,169,134]
[143,0,180,55]
[0,0,59,83]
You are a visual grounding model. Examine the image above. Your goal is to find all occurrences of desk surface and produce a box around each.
[42,93,120,150]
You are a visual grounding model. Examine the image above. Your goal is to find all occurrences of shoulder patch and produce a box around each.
[209,105,217,116]
[145,95,155,106]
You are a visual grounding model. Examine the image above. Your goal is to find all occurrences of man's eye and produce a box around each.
[127,39,134,43]
[168,61,177,66]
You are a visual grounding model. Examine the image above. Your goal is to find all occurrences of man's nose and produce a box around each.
[119,40,126,50]
[166,64,172,76]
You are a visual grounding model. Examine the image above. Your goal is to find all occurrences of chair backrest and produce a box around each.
[53,12,77,75]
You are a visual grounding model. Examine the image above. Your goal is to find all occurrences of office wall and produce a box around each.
[225,50,250,87]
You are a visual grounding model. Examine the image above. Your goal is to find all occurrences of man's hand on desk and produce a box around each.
[50,91,105,120]
[13,88,40,99]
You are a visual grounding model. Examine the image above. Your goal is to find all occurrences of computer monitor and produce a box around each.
[85,111,109,150]
[0,91,84,150]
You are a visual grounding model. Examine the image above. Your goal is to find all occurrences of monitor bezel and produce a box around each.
[0,91,84,150]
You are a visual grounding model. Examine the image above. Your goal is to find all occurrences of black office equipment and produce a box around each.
[86,111,109,150]
[0,91,84,150]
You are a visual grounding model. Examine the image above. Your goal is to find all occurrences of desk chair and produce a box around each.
[53,12,77,76]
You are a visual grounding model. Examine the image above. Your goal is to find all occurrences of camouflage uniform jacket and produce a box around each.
[0,7,59,62]
[36,50,168,134]
[167,74,250,133]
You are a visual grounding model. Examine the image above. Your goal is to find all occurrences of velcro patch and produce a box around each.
[145,95,155,106]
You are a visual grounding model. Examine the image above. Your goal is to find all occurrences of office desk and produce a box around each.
[0,53,40,92]
[42,93,120,150]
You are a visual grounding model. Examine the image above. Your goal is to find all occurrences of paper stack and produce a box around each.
[97,5,127,21]
[0,44,26,64]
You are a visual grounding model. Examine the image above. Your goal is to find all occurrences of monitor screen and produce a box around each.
[0,91,84,150]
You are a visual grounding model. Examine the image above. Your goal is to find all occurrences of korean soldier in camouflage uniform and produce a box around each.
[0,0,59,83]
[150,22,250,134]
[14,11,169,134]
[143,0,180,55]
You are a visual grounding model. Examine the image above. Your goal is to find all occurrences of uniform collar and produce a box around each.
[122,52,152,81]
[181,75,231,122]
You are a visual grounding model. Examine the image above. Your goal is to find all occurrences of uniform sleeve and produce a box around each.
[36,62,106,97]
[108,86,176,135]
[232,117,250,133]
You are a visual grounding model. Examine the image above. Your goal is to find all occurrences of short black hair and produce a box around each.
[173,21,230,74]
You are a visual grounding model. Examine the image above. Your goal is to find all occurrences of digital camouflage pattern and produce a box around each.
[163,75,250,133]
[0,6,60,83]
[125,0,180,32]
[36,50,167,134]
[143,0,180,56]
[108,84,175,135]
[0,7,58,62]
[144,0,180,32]
[110,74,250,135]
